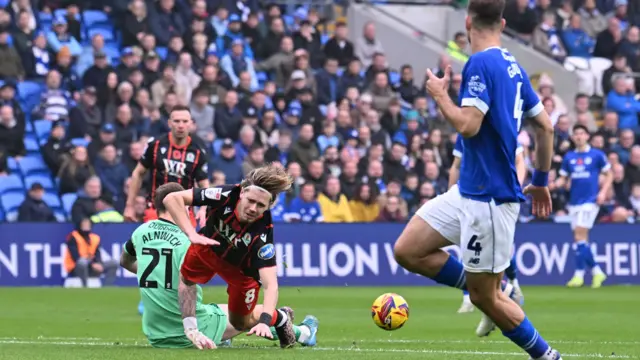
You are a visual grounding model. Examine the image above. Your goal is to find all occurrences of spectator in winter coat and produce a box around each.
[254,37,296,90]
[315,58,340,106]
[0,105,25,158]
[317,176,354,223]
[70,176,101,224]
[283,182,324,223]
[355,22,384,68]
[220,39,258,90]
[42,120,73,175]
[0,29,25,80]
[94,145,128,202]
[17,183,57,222]
[562,14,596,58]
[607,77,640,130]
[150,0,186,46]
[323,21,355,67]
[212,139,243,184]
[46,15,81,56]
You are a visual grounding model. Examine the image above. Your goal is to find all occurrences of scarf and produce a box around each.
[541,23,562,56]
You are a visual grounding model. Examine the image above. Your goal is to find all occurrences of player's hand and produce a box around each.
[188,232,219,246]
[596,192,606,205]
[523,185,552,218]
[123,206,136,222]
[185,328,216,350]
[425,66,451,98]
[246,323,273,339]
[196,207,208,228]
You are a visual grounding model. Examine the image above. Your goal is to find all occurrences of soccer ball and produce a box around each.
[371,293,409,330]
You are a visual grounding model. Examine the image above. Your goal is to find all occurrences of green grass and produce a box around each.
[0,286,639,359]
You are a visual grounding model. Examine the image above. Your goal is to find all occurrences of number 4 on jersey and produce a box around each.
[514,82,524,131]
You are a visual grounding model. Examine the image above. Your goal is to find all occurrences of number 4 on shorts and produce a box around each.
[467,235,482,256]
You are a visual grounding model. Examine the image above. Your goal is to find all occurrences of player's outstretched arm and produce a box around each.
[179,274,216,350]
[163,190,218,246]
[247,266,279,339]
[124,163,148,221]
[448,156,461,189]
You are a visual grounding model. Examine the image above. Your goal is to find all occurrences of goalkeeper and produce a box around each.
[120,182,318,349]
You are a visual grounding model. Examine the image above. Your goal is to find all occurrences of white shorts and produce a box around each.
[568,203,599,230]
[415,185,520,274]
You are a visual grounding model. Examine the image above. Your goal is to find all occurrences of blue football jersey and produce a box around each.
[453,135,523,158]
[458,47,543,203]
[559,146,610,205]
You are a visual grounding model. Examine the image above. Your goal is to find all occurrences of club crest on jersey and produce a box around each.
[160,147,166,154]
[258,244,275,260]
[204,188,222,200]
[162,159,187,177]
[215,219,252,247]
[467,75,486,97]
[186,152,195,163]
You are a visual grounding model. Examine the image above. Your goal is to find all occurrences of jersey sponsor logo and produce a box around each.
[224,207,232,215]
[162,159,187,177]
[257,243,275,260]
[204,188,222,200]
[467,75,486,97]
[214,219,252,247]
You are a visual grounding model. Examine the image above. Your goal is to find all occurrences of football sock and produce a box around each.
[576,241,603,275]
[271,309,288,328]
[505,257,517,281]
[433,255,467,290]
[573,242,586,278]
[502,317,551,359]
[269,324,309,343]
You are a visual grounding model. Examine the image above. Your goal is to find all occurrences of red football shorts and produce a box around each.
[181,244,260,316]
[144,206,197,227]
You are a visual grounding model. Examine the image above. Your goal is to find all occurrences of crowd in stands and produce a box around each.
[0,0,639,226]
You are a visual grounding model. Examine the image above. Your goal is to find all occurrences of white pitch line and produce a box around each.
[359,339,640,346]
[0,340,630,359]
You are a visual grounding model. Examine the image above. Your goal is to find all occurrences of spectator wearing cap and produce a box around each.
[81,50,113,89]
[59,146,96,195]
[68,87,102,140]
[94,144,129,203]
[46,15,81,57]
[76,34,112,77]
[122,0,150,47]
[0,105,25,158]
[54,47,80,92]
[115,47,138,83]
[141,51,161,88]
[0,81,24,121]
[190,86,215,143]
[619,26,640,71]
[220,14,254,58]
[293,19,323,69]
[17,183,57,222]
[88,123,117,161]
[290,123,319,170]
[42,120,72,175]
[10,10,35,61]
[594,17,623,59]
[255,36,296,90]
[285,69,311,103]
[150,0,186,46]
[339,59,365,97]
[608,0,630,32]
[213,138,243,184]
[606,77,640,130]
[220,38,258,90]
[281,103,303,137]
[315,58,340,106]
[355,22,384,69]
[0,28,25,80]
[198,64,228,107]
[175,52,202,105]
[562,14,596,58]
[292,50,317,93]
[324,21,355,68]
[214,90,243,140]
[317,176,354,223]
[259,16,286,60]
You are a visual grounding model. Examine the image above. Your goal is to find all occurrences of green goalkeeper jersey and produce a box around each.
[124,219,226,345]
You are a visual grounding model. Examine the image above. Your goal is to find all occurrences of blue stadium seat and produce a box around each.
[155,47,168,60]
[7,157,19,173]
[0,174,24,194]
[18,81,43,101]
[212,139,224,155]
[102,44,121,61]
[39,12,52,23]
[321,34,329,45]
[19,155,48,176]
[61,193,77,214]
[42,192,62,209]
[34,120,52,141]
[389,71,400,85]
[5,210,18,222]
[24,136,40,153]
[88,28,115,43]
[71,138,89,147]
[256,72,268,82]
[54,211,66,222]
[1,192,25,212]
[24,174,55,190]
[319,105,327,116]
[25,120,33,134]
[83,10,110,28]
[0,207,5,222]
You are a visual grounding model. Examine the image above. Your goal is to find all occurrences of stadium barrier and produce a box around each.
[0,223,638,286]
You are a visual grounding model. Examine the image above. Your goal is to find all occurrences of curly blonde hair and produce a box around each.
[241,163,293,203]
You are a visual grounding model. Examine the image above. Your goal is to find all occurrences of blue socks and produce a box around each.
[505,256,517,281]
[577,241,596,268]
[503,317,551,359]
[573,242,587,275]
[434,255,467,290]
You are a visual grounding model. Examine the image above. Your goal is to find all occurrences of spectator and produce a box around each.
[578,0,608,38]
[503,0,538,41]
[571,93,598,132]
[608,0,630,33]
[317,176,353,223]
[115,47,138,83]
[122,141,145,172]
[10,10,35,62]
[324,21,354,67]
[8,0,37,32]
[241,144,265,176]
[606,76,640,130]
[378,179,409,219]
[260,16,285,60]
[90,197,125,223]
[242,12,263,56]
[533,10,567,61]
[0,82,23,121]
[265,129,292,166]
[88,123,118,162]
[46,15,81,57]
[255,36,295,90]
[94,144,129,202]
[626,145,640,185]
[190,87,215,143]
[304,159,326,192]
[339,160,359,200]
[602,53,630,95]
[290,123,319,170]
[122,0,150,47]
[63,218,118,287]
[212,138,243,184]
[375,195,405,222]
[364,52,389,89]
[82,51,113,90]
[614,129,636,164]
[220,39,258,90]
[562,14,596,58]
[68,87,102,139]
[214,90,242,141]
[349,183,380,222]
[33,70,73,121]
[113,103,141,150]
[555,0,575,30]
[315,57,340,106]
[619,26,640,71]
[151,65,178,108]
[339,58,365,97]
[42,120,72,175]
[446,32,469,63]
[594,17,623,59]
[355,22,384,69]
[0,28,25,80]
[150,0,186,46]
[366,72,395,113]
[59,145,96,195]
[17,183,57,222]
[293,20,323,69]
[70,176,101,224]
[597,111,620,148]
[283,182,323,223]
[422,161,448,195]
[174,52,202,105]
[257,108,279,148]
[0,105,25,158]
[317,121,341,154]
[220,14,254,58]
[198,65,228,107]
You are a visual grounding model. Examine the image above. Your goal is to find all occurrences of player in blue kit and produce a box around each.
[554,125,611,288]
[450,136,526,313]
[392,0,562,358]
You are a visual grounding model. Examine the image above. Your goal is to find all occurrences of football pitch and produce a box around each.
[1,286,639,360]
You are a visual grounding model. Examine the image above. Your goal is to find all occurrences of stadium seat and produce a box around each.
[389,71,400,85]
[61,193,77,214]
[5,210,18,222]
[7,157,19,173]
[39,12,52,23]
[24,174,55,190]
[24,136,40,154]
[0,207,4,222]
[88,28,115,43]
[54,211,66,222]
[0,174,24,194]
[102,44,121,62]
[321,34,329,45]
[257,72,268,82]
[25,120,33,134]
[83,10,110,28]
[155,46,168,60]
[42,192,62,209]
[18,155,48,176]
[1,192,25,212]
[71,138,89,147]
[17,81,43,101]
[34,120,52,141]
